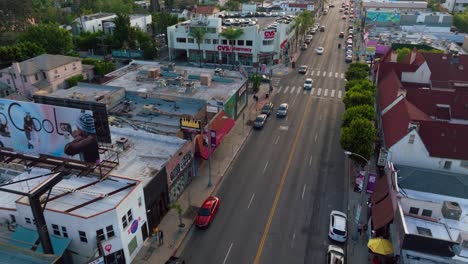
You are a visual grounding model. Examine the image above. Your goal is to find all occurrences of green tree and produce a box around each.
[18,23,73,54]
[345,63,369,81]
[77,0,134,14]
[343,87,374,109]
[395,47,411,63]
[189,27,207,67]
[345,79,375,94]
[82,58,116,76]
[224,0,241,10]
[171,202,184,227]
[220,27,244,66]
[134,29,156,60]
[453,11,468,33]
[74,31,104,51]
[113,13,134,49]
[298,11,313,43]
[152,12,179,36]
[0,0,34,33]
[342,105,375,127]
[340,118,376,162]
[250,74,262,94]
[0,42,45,64]
[66,74,84,87]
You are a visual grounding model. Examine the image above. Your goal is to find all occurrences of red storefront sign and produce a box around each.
[264,31,275,39]
[217,45,252,53]
[280,39,288,49]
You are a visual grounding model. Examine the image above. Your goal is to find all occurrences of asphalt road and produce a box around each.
[179,2,352,263]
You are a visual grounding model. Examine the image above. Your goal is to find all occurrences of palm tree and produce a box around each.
[293,15,303,52]
[298,11,313,43]
[189,27,207,67]
[220,27,244,66]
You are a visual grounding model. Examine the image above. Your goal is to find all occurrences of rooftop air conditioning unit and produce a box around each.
[442,201,462,221]
[116,137,130,151]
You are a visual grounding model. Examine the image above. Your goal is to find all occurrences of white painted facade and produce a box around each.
[279,3,315,12]
[388,130,468,175]
[443,0,468,13]
[401,62,431,83]
[74,13,152,35]
[167,17,296,66]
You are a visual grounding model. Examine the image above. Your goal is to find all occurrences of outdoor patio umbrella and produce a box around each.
[367,237,394,255]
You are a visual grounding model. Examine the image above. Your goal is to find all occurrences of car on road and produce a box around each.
[346,50,353,56]
[348,25,354,29]
[327,245,345,264]
[344,10,349,15]
[342,15,347,19]
[314,22,320,28]
[196,196,220,228]
[309,28,317,34]
[329,210,348,242]
[304,78,313,90]
[298,65,308,74]
[345,54,353,63]
[347,39,353,45]
[339,8,343,12]
[349,29,354,34]
[301,43,308,50]
[339,32,344,38]
[276,103,289,117]
[261,74,271,82]
[165,256,186,264]
[305,35,313,43]
[254,114,268,128]
[316,47,325,54]
[261,102,274,115]
[329,4,335,7]
[320,26,326,32]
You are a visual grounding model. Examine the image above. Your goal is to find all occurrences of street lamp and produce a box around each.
[205,128,213,188]
[344,150,370,242]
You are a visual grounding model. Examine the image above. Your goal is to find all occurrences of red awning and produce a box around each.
[196,110,235,160]
[371,176,389,204]
[372,195,394,230]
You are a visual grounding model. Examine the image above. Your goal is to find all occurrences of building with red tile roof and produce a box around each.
[377,48,468,173]
[193,6,220,16]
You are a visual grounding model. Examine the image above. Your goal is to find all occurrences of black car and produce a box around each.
[261,102,274,115]
[165,256,186,264]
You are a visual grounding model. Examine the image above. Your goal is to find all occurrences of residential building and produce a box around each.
[443,0,468,13]
[0,167,146,264]
[167,15,297,67]
[361,0,427,9]
[0,54,94,98]
[279,2,315,12]
[72,13,152,35]
[376,49,468,174]
[193,5,220,16]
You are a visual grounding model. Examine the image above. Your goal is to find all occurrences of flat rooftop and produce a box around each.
[404,214,452,240]
[109,127,187,185]
[104,61,246,103]
[11,170,140,218]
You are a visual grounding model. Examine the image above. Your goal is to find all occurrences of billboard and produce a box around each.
[0,99,100,163]
[366,11,401,23]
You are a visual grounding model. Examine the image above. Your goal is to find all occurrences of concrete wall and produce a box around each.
[401,62,431,83]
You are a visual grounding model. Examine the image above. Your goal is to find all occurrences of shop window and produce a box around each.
[409,207,419,215]
[422,209,432,217]
[96,229,106,242]
[79,231,88,243]
[444,161,452,170]
[122,209,133,229]
[222,39,228,44]
[176,38,187,43]
[128,236,138,255]
[106,225,115,238]
[61,226,68,238]
[229,40,235,45]
[263,40,273,45]
[408,134,415,144]
[207,28,216,33]
[122,215,128,228]
[213,39,219,44]
[237,40,244,46]
[416,227,432,237]
[205,39,211,44]
[188,38,194,43]
[246,40,253,46]
[25,217,31,224]
[52,224,60,236]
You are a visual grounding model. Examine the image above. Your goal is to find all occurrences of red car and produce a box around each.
[196,196,220,228]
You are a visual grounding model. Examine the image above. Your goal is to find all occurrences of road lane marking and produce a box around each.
[338,90,343,98]
[275,135,280,145]
[292,96,297,106]
[335,72,338,78]
[262,161,269,174]
[297,88,301,94]
[277,87,282,93]
[284,86,289,93]
[247,193,255,209]
[223,243,234,264]
[290,86,296,94]
[319,114,322,120]
[341,73,345,79]
[322,71,326,77]
[309,155,313,166]
[314,133,318,142]
[291,229,296,248]
[310,88,315,95]
[253,90,313,264]
[302,184,307,200]
[317,88,322,96]
[324,89,329,97]
[311,70,315,76]
[317,70,321,76]
[331,89,336,97]
[328,72,333,77]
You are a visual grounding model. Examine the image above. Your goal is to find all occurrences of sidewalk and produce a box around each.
[133,83,273,264]
[346,157,377,264]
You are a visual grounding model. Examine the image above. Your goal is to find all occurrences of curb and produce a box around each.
[171,118,254,257]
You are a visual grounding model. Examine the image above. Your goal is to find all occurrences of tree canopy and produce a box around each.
[345,63,369,81]
[0,42,45,64]
[82,58,116,76]
[18,23,73,54]
[454,11,468,33]
[343,88,374,109]
[342,105,375,127]
[152,12,180,36]
[220,27,244,40]
[345,79,375,92]
[340,118,376,162]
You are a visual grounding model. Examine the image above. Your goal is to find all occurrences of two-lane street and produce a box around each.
[180,3,351,263]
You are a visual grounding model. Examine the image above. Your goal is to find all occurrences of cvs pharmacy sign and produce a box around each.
[217,45,252,53]
[264,31,275,39]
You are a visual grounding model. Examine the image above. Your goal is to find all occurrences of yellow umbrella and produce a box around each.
[367,237,394,255]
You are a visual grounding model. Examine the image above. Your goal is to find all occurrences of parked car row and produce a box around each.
[254,102,289,129]
[219,11,286,19]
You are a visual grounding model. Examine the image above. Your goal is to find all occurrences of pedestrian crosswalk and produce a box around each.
[303,70,346,79]
[275,86,344,99]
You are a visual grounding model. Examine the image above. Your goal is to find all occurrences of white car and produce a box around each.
[276,103,289,117]
[304,78,313,90]
[316,47,325,54]
[347,39,353,45]
[327,245,345,264]
[329,210,348,242]
[298,65,308,74]
[345,54,353,63]
[346,49,353,56]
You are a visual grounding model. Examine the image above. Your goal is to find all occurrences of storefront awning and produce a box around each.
[371,176,389,204]
[196,110,235,159]
[372,194,394,230]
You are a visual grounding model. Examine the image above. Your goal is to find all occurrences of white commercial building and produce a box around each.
[167,16,297,67]
[443,0,468,13]
[73,13,152,35]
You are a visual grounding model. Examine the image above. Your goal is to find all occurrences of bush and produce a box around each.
[67,74,84,87]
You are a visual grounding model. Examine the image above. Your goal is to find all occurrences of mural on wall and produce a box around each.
[366,12,401,23]
[223,95,236,118]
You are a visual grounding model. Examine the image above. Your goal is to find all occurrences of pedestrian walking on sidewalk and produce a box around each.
[153,227,159,244]
[158,230,164,246]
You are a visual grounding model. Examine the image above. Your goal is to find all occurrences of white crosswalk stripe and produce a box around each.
[311,88,315,95]
[290,86,296,94]
[311,70,315,76]
[277,86,282,93]
[324,89,329,97]
[297,88,301,94]
[341,73,345,79]
[338,90,343,98]
[335,72,339,78]
[317,70,321,76]
[317,88,322,96]
[322,71,326,77]
[329,72,333,77]
[331,89,336,97]
[284,86,289,94]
